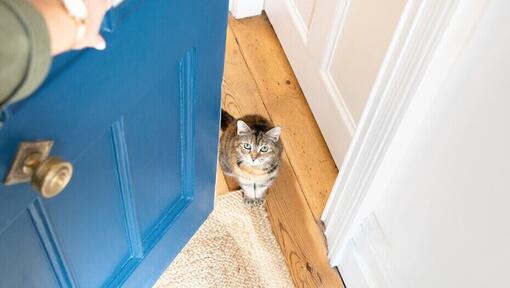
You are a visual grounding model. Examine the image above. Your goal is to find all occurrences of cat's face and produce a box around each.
[235,120,281,167]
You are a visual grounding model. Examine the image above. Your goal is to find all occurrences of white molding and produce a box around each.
[321,0,461,265]
[320,71,356,135]
[283,0,309,44]
[229,0,264,19]
[321,0,351,69]
[350,213,395,288]
[318,0,356,135]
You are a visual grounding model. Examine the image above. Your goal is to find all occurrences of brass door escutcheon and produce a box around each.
[4,141,73,198]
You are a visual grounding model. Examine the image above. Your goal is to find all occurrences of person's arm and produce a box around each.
[0,0,51,107]
[0,0,110,108]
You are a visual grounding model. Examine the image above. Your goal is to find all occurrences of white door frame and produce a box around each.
[321,0,490,268]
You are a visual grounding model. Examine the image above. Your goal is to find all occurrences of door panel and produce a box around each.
[0,211,60,288]
[329,0,406,122]
[44,131,132,287]
[293,0,316,29]
[122,69,182,240]
[265,0,406,166]
[0,0,228,286]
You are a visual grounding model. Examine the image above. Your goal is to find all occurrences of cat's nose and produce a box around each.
[251,155,257,161]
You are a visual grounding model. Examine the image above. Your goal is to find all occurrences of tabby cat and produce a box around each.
[219,110,283,205]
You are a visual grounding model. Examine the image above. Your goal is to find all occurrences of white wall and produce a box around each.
[340,1,510,287]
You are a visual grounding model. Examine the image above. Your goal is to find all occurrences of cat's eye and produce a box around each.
[259,145,269,153]
[242,143,252,150]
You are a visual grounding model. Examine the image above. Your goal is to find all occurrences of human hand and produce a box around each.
[72,0,112,51]
[32,0,112,55]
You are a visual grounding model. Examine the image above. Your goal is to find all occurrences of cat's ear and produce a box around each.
[237,120,251,135]
[265,127,281,142]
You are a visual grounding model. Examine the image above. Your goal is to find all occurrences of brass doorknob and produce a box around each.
[4,141,73,198]
[25,153,73,198]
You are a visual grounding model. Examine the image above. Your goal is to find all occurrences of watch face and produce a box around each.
[62,0,88,19]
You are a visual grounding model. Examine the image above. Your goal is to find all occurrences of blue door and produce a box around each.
[0,0,227,287]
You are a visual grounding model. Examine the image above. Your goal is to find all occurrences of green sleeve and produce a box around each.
[0,0,51,108]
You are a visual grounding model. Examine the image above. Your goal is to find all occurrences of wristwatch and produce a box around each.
[60,0,88,46]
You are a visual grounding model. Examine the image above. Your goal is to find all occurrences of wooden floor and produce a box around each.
[215,14,344,288]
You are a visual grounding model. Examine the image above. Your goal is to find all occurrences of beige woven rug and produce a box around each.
[153,191,294,288]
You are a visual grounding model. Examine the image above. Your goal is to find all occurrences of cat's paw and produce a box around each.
[253,198,265,206]
[243,197,265,207]
[243,197,256,206]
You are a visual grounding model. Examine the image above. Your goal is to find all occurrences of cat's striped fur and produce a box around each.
[219,110,283,205]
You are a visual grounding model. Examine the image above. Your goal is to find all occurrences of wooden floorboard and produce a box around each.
[228,15,338,220]
[218,18,344,288]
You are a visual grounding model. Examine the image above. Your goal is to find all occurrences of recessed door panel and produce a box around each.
[122,65,182,241]
[0,211,60,288]
[44,131,132,287]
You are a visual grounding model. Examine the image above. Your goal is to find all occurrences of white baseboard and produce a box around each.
[229,0,264,19]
